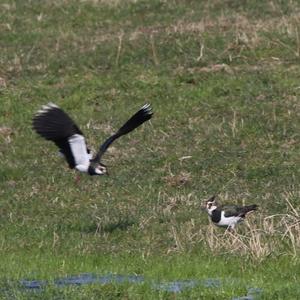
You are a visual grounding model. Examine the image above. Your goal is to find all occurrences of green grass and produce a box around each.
[1,0,300,298]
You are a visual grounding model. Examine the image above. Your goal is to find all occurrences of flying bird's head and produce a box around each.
[88,163,108,176]
[204,196,218,215]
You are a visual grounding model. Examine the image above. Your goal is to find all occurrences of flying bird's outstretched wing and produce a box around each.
[91,104,153,163]
[32,103,90,170]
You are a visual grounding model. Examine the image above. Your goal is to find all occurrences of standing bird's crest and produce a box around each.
[32,103,153,176]
[203,195,258,230]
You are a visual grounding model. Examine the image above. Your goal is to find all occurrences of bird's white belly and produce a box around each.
[217,212,242,227]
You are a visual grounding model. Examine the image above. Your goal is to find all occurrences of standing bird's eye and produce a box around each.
[206,202,212,208]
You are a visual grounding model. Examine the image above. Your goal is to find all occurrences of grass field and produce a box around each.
[1,0,300,298]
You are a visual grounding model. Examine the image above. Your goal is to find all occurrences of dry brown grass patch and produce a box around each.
[201,197,300,260]
[164,171,192,188]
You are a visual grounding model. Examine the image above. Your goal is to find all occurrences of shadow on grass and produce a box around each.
[101,219,136,233]
[74,219,136,234]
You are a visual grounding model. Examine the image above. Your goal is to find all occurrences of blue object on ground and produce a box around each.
[19,273,262,298]
[20,273,144,290]
[153,280,199,293]
[19,280,46,289]
[152,278,221,292]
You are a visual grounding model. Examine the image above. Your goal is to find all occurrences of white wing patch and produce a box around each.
[68,134,90,172]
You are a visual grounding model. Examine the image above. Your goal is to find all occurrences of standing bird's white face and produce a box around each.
[205,200,218,215]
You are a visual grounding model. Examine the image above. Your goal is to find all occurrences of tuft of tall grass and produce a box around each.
[201,196,300,260]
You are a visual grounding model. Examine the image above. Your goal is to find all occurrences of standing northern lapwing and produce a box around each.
[204,195,258,230]
[33,103,153,176]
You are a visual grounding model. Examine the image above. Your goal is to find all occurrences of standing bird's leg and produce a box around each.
[227,226,236,234]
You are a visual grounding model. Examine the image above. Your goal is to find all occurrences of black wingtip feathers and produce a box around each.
[32,103,83,141]
[116,103,153,136]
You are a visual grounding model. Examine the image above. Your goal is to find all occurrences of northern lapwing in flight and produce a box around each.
[204,195,258,230]
[33,103,153,176]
